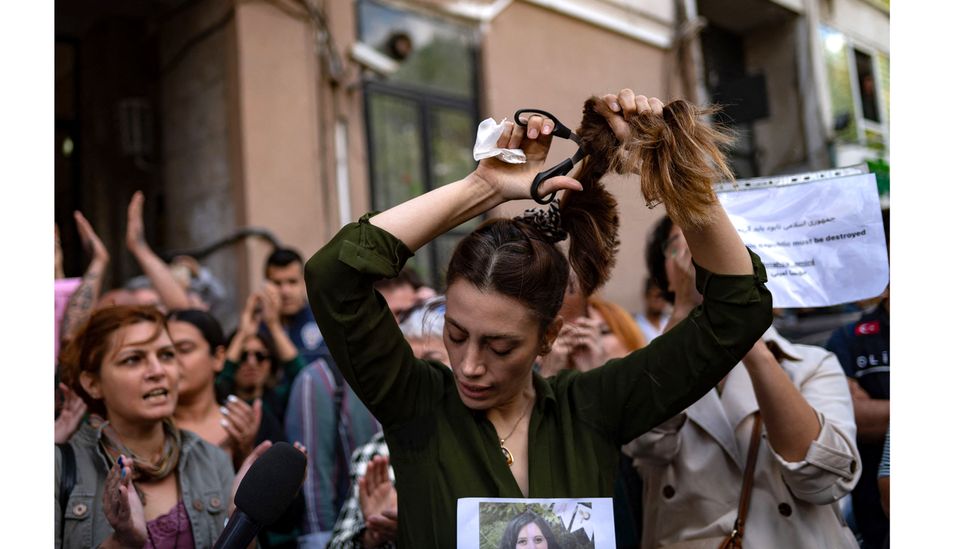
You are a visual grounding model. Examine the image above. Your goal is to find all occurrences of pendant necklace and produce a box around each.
[497,398,532,467]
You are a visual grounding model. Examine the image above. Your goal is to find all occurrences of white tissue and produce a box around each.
[472,117,526,164]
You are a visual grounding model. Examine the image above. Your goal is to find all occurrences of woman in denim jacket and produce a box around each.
[56,304,271,548]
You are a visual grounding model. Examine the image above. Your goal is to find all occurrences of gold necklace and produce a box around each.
[497,398,532,467]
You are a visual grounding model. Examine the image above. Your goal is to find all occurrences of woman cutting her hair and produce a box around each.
[304,89,772,547]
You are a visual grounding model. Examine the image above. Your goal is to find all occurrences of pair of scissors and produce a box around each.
[514,108,586,204]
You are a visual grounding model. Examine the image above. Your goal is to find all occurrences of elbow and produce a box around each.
[778,427,861,504]
[750,284,774,340]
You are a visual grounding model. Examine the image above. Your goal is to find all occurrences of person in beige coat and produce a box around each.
[625,220,861,549]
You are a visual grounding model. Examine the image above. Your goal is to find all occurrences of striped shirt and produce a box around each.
[285,358,381,537]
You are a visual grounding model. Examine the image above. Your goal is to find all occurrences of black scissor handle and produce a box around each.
[530,158,575,204]
[514,108,573,140]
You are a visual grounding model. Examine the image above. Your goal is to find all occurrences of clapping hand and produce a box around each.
[664,229,702,313]
[74,210,110,267]
[221,395,263,469]
[359,455,398,548]
[258,283,283,329]
[566,316,607,373]
[125,191,149,253]
[237,294,262,338]
[55,383,87,444]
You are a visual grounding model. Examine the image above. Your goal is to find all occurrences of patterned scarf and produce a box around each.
[90,415,182,503]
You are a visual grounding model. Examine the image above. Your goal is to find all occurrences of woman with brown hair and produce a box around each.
[56,304,271,548]
[304,89,772,547]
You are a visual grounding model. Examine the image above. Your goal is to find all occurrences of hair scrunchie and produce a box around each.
[515,199,568,244]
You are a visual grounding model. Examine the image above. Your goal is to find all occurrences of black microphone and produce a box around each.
[214,442,307,549]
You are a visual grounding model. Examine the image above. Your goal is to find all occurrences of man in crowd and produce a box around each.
[827,210,890,549]
[634,277,671,343]
[265,247,334,366]
[826,289,889,549]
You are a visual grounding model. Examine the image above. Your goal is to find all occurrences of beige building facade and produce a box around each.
[55,0,888,325]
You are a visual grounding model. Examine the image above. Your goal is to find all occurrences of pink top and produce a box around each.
[54,277,81,364]
[144,500,195,549]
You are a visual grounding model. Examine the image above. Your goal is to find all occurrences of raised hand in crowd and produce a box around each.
[54,382,87,444]
[537,317,607,376]
[258,282,300,362]
[125,191,192,311]
[55,224,65,280]
[661,225,703,333]
[359,455,398,549]
[221,394,263,469]
[101,456,147,549]
[561,315,607,373]
[226,294,262,362]
[60,211,110,345]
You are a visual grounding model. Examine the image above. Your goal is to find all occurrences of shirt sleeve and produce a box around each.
[567,249,773,445]
[767,351,861,505]
[304,216,447,428]
[285,367,338,533]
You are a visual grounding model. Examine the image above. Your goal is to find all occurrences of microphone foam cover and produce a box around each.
[234,442,308,526]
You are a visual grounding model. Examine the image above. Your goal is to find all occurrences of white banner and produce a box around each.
[457,497,615,549]
[717,171,888,308]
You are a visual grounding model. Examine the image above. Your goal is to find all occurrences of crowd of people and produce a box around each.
[53,88,889,548]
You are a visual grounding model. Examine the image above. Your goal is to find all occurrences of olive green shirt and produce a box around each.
[305,215,772,548]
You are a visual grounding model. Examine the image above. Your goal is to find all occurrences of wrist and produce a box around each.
[128,241,150,256]
[463,170,507,206]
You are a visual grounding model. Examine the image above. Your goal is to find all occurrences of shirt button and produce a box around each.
[662,485,676,499]
[72,503,87,516]
[778,503,792,517]
[210,496,222,508]
[193,499,204,512]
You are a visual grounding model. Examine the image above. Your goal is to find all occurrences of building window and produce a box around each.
[358,0,480,288]
[820,25,889,150]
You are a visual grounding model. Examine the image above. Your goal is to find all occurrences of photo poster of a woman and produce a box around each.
[456,497,616,549]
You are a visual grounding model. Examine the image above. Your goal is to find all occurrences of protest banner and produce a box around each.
[716,166,888,308]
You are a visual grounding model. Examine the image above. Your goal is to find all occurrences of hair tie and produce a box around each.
[515,199,568,244]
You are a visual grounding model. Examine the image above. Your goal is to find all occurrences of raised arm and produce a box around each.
[60,211,110,345]
[305,116,579,425]
[125,191,192,311]
[593,90,752,276]
[370,116,581,251]
[259,283,300,363]
[742,340,822,461]
[763,347,860,505]
[567,90,771,443]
